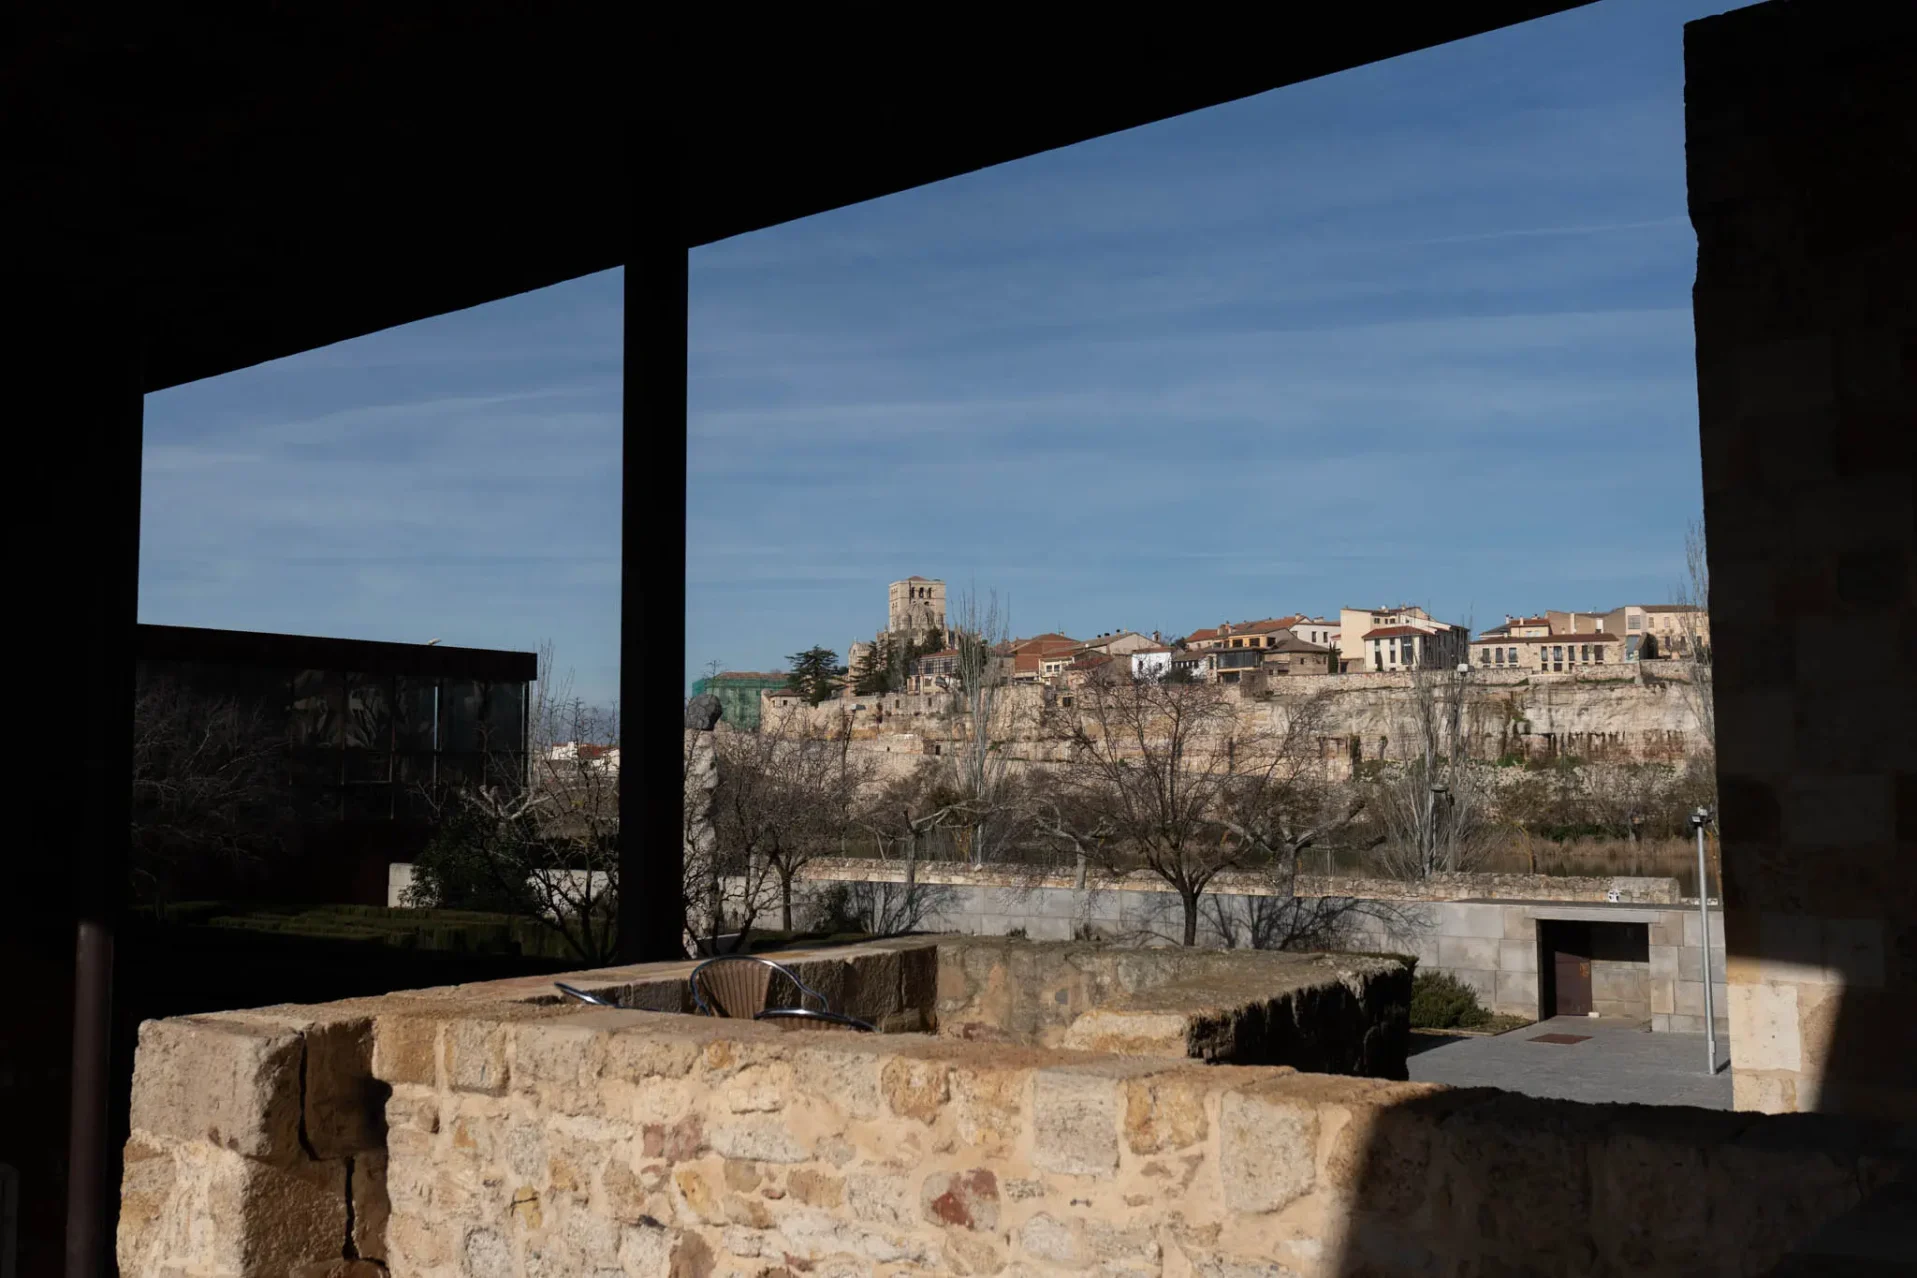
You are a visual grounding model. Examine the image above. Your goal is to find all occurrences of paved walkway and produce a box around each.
[1407,1015,1733,1109]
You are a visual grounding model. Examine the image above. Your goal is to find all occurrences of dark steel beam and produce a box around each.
[620,94,690,962]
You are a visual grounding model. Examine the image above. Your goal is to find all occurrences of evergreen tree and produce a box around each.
[785,646,840,706]
[850,638,894,695]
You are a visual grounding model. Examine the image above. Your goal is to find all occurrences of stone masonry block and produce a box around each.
[899,943,939,1013]
[371,1013,440,1088]
[129,1017,304,1163]
[205,1007,386,1159]
[1497,939,1536,974]
[1440,904,1508,939]
[445,1018,510,1095]
[1649,945,1680,981]
[302,1016,380,1159]
[1494,971,1538,1017]
[1219,1084,1318,1215]
[1032,1068,1121,1175]
[116,1136,347,1278]
[1436,936,1499,971]
[1503,908,1538,941]
[1728,983,1801,1072]
[1425,1094,1605,1258]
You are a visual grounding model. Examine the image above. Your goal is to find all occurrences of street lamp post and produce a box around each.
[1691,806,1718,1073]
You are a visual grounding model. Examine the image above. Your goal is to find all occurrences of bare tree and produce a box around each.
[1569,759,1675,844]
[1674,517,1716,765]
[405,648,622,963]
[130,676,292,917]
[858,764,968,898]
[1370,663,1492,879]
[1040,677,1304,946]
[712,706,870,936]
[947,586,1019,866]
[1174,692,1375,951]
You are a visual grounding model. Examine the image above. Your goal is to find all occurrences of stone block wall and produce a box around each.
[1686,1,1917,1117]
[123,990,1912,1278]
[118,941,1916,1276]
[369,1012,1907,1278]
[933,938,1410,1076]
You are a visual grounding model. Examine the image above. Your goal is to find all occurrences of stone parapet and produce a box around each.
[118,939,1913,1276]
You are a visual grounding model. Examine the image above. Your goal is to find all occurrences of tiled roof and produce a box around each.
[1472,633,1619,645]
[1361,626,1432,639]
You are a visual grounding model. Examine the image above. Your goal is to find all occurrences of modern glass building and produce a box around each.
[135,624,537,901]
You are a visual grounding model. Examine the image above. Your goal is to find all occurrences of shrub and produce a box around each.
[1410,970,1491,1030]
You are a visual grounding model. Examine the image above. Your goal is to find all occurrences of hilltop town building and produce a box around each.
[887,575,947,639]
[1597,603,1710,659]
[1342,605,1470,672]
[1337,605,1465,672]
[1293,615,1341,652]
[1009,633,1083,683]
[1130,646,1175,680]
[1262,634,1336,675]
[1184,615,1303,651]
[1471,631,1625,672]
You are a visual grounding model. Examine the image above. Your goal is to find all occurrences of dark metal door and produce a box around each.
[1554,950,1592,1016]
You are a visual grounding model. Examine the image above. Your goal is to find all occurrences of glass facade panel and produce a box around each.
[485,681,526,755]
[441,680,486,753]
[289,669,342,747]
[346,673,393,749]
[344,749,391,784]
[395,678,438,751]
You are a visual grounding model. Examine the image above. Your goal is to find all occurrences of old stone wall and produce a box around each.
[117,945,1912,1277]
[794,859,1681,904]
[933,938,1410,1076]
[1687,0,1916,1118]
[777,865,1723,1031]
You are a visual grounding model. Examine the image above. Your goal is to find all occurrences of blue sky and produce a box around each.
[139,0,1746,706]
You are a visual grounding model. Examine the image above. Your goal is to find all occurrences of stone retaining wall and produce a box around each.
[117,943,1911,1277]
[934,938,1410,1075]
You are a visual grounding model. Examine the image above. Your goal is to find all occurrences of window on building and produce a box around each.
[1594,646,1605,663]
[1581,644,1591,662]
[1628,614,1642,629]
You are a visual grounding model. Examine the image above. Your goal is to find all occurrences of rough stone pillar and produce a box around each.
[1685,1,1915,1117]
[683,695,723,954]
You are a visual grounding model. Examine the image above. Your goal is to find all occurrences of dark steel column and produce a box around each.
[619,100,690,962]
[8,274,144,1276]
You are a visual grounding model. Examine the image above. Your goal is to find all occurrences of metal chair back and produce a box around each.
[690,956,826,1019]
[755,1007,876,1033]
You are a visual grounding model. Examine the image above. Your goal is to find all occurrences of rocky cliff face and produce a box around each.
[790,670,1708,776]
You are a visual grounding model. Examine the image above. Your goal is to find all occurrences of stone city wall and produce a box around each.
[117,938,1910,1277]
